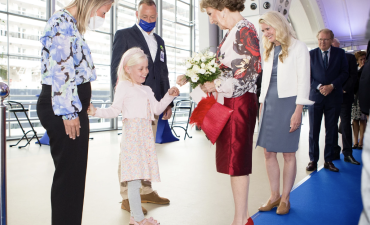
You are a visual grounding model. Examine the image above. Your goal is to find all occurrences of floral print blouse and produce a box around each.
[215,19,262,98]
[40,9,96,120]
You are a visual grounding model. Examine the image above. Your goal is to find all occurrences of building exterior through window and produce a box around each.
[0,0,199,138]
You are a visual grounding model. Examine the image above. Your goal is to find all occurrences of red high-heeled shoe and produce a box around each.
[245,217,254,225]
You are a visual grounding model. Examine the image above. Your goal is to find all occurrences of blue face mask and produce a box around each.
[139,19,156,32]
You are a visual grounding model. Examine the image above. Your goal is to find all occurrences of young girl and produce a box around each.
[87,47,179,225]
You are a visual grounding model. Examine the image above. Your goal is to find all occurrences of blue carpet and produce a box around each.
[253,149,363,225]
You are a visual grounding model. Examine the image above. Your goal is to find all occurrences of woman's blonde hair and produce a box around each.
[259,11,297,63]
[65,0,114,34]
[116,47,148,85]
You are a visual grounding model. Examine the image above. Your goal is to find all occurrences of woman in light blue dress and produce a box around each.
[256,11,314,215]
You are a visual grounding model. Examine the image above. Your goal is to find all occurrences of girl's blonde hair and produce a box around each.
[117,47,148,85]
[65,0,114,34]
[259,11,297,63]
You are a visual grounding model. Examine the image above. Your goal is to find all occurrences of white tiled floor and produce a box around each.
[6,113,335,225]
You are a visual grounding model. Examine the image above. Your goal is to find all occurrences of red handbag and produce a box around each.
[189,93,233,144]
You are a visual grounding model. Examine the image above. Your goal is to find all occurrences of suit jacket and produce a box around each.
[111,25,170,102]
[342,53,357,104]
[359,40,370,115]
[309,47,349,104]
[259,38,313,105]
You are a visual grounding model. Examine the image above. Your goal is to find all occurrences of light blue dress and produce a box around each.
[257,45,300,153]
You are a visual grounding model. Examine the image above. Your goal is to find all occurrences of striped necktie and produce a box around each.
[323,51,329,69]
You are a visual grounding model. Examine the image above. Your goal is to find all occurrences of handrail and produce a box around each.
[0,82,9,224]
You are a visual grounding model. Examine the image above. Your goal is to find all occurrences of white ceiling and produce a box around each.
[290,0,370,49]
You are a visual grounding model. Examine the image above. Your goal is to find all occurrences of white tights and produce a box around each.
[127,180,145,222]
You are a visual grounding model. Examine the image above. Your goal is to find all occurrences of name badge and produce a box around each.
[160,50,165,62]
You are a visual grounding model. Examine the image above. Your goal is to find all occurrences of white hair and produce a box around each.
[333,38,340,44]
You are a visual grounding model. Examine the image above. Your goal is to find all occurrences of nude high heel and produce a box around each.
[276,201,290,215]
[258,197,281,211]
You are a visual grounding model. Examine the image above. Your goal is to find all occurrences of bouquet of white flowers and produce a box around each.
[185,50,221,89]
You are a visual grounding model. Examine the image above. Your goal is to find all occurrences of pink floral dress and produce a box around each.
[119,100,160,183]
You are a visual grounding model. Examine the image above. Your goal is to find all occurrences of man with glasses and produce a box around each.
[111,0,171,215]
[306,29,349,172]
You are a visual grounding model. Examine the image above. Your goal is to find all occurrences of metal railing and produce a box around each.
[0,82,9,224]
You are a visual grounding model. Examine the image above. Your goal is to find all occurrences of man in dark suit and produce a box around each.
[332,38,360,165]
[359,40,370,119]
[111,0,171,214]
[306,29,349,172]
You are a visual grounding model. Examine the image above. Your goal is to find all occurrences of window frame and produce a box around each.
[2,0,197,139]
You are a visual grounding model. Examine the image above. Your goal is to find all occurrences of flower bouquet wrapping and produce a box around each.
[184,51,221,88]
[186,51,233,144]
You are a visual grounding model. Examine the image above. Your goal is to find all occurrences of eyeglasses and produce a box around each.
[318,39,332,42]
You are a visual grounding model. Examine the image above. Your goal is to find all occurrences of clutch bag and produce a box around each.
[189,93,233,144]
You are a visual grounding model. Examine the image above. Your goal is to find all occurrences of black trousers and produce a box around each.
[333,101,353,157]
[308,98,341,162]
[37,83,91,225]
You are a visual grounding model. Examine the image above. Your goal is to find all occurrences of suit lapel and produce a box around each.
[132,25,153,63]
[154,34,162,63]
[327,47,337,70]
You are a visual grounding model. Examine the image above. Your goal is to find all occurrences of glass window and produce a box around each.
[8,0,47,19]
[90,64,112,130]
[117,5,137,30]
[0,13,7,54]
[177,1,190,23]
[176,24,190,49]
[0,53,7,83]
[163,0,175,22]
[162,0,192,99]
[180,0,191,4]
[194,0,200,52]
[166,46,190,96]
[119,0,137,9]
[0,0,6,12]
[8,56,41,90]
[56,0,71,11]
[8,16,45,57]
[2,0,199,137]
[162,20,175,46]
[84,31,111,65]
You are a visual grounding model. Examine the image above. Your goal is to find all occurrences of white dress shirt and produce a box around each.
[136,23,158,62]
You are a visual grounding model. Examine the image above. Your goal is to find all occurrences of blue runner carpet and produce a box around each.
[252,149,363,225]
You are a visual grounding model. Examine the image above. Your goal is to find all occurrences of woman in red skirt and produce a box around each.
[178,1,261,224]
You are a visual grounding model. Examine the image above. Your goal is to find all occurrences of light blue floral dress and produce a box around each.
[40,9,96,120]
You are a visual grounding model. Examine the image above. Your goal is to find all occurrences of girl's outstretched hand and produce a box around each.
[169,87,180,96]
[87,103,97,116]
[176,75,187,86]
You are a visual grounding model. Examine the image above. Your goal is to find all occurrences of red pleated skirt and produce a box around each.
[216,92,257,176]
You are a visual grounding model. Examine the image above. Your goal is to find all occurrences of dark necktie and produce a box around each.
[323,51,328,69]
